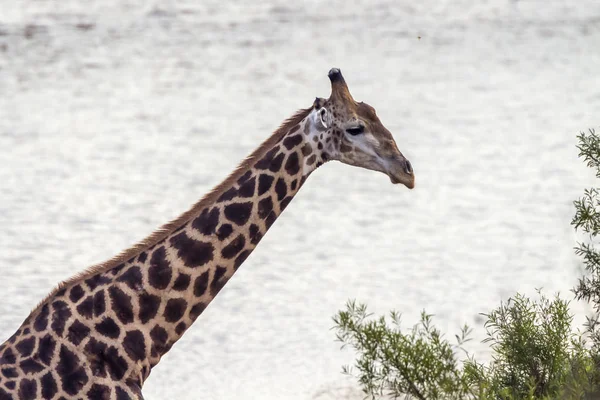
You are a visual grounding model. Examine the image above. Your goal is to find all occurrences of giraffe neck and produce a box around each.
[9,107,331,393]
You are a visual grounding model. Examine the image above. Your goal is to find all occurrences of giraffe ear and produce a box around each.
[317,107,330,129]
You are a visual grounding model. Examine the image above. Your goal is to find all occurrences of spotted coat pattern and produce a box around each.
[0,108,337,400]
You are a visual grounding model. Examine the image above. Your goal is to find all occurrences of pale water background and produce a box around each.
[1,0,600,398]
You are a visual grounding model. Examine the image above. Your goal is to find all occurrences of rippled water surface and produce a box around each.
[1,0,600,398]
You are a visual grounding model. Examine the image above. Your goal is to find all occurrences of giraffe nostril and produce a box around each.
[404,160,413,175]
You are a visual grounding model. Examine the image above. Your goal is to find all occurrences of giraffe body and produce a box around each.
[0,69,414,399]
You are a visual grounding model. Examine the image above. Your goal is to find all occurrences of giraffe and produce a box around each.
[0,68,414,400]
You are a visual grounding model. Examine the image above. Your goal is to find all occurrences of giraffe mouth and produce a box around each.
[390,174,415,189]
[384,157,415,189]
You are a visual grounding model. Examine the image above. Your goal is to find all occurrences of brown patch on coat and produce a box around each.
[24,107,313,323]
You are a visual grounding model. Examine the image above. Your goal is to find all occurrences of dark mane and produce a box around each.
[26,106,314,320]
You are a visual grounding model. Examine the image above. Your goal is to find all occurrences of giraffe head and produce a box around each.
[311,68,415,189]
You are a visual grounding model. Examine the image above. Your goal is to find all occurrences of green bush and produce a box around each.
[573,129,600,385]
[333,129,600,399]
[333,293,594,399]
[480,292,594,399]
[333,301,473,399]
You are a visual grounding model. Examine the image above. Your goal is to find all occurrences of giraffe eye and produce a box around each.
[346,126,364,136]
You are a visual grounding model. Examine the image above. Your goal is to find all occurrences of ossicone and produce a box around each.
[327,67,354,102]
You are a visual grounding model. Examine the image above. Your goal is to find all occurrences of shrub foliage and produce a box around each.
[333,129,600,399]
[334,294,593,399]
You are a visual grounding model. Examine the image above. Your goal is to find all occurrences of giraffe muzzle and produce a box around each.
[387,158,415,189]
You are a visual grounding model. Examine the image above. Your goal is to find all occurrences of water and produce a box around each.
[1,0,600,398]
